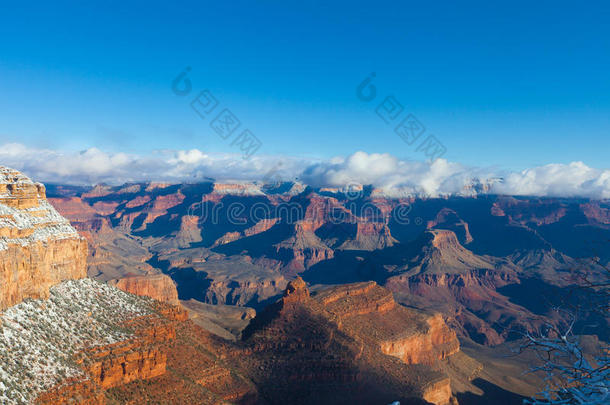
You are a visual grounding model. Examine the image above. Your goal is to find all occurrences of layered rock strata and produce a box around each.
[238,278,461,405]
[315,281,460,366]
[108,273,179,304]
[0,167,87,310]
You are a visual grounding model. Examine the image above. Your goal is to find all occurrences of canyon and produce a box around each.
[47,181,609,349]
[1,169,606,403]
[0,167,495,404]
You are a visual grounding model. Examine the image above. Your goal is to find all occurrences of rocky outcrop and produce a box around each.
[0,238,88,310]
[388,268,518,294]
[244,218,279,236]
[274,221,334,273]
[389,229,502,276]
[302,194,352,229]
[137,191,185,229]
[379,313,460,365]
[104,314,257,404]
[339,222,398,250]
[79,309,180,390]
[581,202,610,225]
[174,215,202,247]
[205,277,287,306]
[282,276,310,303]
[316,280,396,313]
[317,282,459,404]
[316,281,460,366]
[0,167,87,310]
[35,379,105,405]
[427,207,473,245]
[239,279,459,405]
[212,231,241,247]
[422,378,456,405]
[382,229,533,345]
[109,273,179,304]
[491,197,567,225]
[82,334,168,389]
[212,218,280,247]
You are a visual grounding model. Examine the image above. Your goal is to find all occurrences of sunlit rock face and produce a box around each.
[109,273,179,305]
[0,167,87,310]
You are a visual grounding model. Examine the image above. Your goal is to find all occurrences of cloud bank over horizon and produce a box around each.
[1,143,609,199]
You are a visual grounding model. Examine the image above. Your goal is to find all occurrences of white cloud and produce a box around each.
[0,143,307,186]
[300,153,494,197]
[0,143,170,185]
[494,162,610,199]
[1,143,609,199]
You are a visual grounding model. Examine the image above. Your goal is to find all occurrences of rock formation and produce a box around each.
[383,230,538,345]
[273,221,334,273]
[211,218,279,247]
[338,222,398,250]
[153,249,288,308]
[48,194,155,281]
[491,196,568,226]
[314,281,460,365]
[426,208,473,245]
[77,307,178,390]
[0,167,87,310]
[402,229,501,275]
[580,201,610,225]
[108,273,179,304]
[174,215,203,247]
[204,276,287,306]
[239,278,461,405]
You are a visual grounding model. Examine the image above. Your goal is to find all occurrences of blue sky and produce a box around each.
[0,0,609,171]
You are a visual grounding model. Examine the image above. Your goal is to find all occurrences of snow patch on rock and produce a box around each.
[0,278,153,404]
[0,187,81,252]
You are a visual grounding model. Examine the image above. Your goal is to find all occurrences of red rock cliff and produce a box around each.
[109,273,179,305]
[316,281,460,366]
[0,167,87,310]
